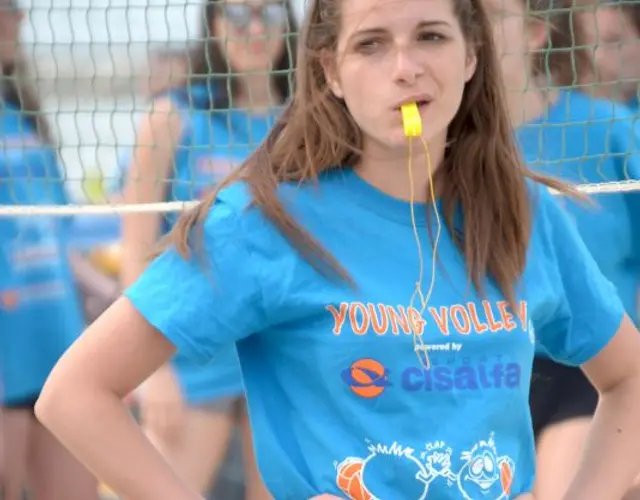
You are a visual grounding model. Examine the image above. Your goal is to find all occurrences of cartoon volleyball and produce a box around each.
[336,457,373,500]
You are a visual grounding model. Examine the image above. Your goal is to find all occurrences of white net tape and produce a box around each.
[1,0,640,220]
[0,180,639,217]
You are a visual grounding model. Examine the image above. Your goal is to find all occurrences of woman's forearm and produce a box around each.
[120,214,161,289]
[35,384,201,500]
[120,247,152,289]
[68,251,120,300]
[563,373,640,500]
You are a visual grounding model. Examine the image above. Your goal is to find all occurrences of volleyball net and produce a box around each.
[1,0,640,222]
[1,1,639,498]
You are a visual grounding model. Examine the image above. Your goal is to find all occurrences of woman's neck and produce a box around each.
[356,131,447,202]
[233,74,280,111]
[504,81,556,128]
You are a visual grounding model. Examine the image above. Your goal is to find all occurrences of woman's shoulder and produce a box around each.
[203,171,346,249]
[148,82,210,109]
[213,170,346,216]
[564,90,637,124]
[0,102,42,140]
[554,91,640,162]
[525,178,565,235]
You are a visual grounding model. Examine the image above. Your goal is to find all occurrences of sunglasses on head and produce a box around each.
[217,2,288,30]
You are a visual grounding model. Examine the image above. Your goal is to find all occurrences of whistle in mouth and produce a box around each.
[401,102,422,137]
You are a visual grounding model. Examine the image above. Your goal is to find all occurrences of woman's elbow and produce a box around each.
[35,380,66,432]
[34,361,82,429]
[35,347,94,431]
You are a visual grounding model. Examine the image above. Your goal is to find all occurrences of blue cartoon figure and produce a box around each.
[456,435,515,500]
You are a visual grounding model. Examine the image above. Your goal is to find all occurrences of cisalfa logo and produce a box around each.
[342,358,523,398]
[341,359,391,399]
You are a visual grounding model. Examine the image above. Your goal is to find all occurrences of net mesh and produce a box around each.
[1,0,639,498]
[0,0,639,219]
[14,0,204,212]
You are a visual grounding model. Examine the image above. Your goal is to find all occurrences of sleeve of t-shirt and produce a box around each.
[533,186,626,366]
[611,113,640,181]
[124,198,267,364]
[628,190,640,268]
[611,120,640,267]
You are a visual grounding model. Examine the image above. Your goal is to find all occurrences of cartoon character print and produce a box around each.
[336,435,515,500]
[335,441,456,500]
[457,434,515,500]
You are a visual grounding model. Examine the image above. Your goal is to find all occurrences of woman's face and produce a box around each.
[213,0,289,74]
[579,6,640,100]
[326,0,477,149]
[0,1,23,67]
[484,0,546,94]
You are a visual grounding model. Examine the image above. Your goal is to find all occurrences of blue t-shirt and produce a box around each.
[0,103,85,402]
[518,90,640,333]
[126,168,624,499]
[126,85,280,404]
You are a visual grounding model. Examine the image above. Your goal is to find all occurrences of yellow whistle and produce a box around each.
[401,102,422,138]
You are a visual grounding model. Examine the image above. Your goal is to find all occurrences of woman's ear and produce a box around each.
[321,50,344,98]
[526,17,548,54]
[465,50,478,83]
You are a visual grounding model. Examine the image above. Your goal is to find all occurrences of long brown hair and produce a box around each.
[168,0,575,305]
[3,56,53,144]
[523,0,590,87]
[154,0,298,108]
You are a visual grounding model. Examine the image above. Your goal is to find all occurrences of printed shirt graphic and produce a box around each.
[517,90,640,330]
[0,103,85,402]
[126,168,624,499]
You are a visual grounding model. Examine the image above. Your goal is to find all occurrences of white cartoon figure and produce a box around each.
[336,441,453,500]
[456,434,515,500]
[418,441,457,486]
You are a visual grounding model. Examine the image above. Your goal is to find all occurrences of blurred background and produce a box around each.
[12,2,307,499]
[22,0,305,202]
[3,0,640,499]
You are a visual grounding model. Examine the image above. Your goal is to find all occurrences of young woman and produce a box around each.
[118,0,297,495]
[576,0,640,109]
[486,0,640,498]
[0,1,98,499]
[35,0,640,498]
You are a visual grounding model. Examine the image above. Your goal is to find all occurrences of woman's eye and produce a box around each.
[356,38,384,52]
[419,32,445,42]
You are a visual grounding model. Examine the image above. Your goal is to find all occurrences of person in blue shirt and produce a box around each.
[574,0,640,110]
[34,0,640,498]
[117,0,298,496]
[0,1,98,499]
[486,0,640,497]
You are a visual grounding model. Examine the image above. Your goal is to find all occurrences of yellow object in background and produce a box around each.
[401,102,423,137]
[82,169,108,204]
[88,243,123,277]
